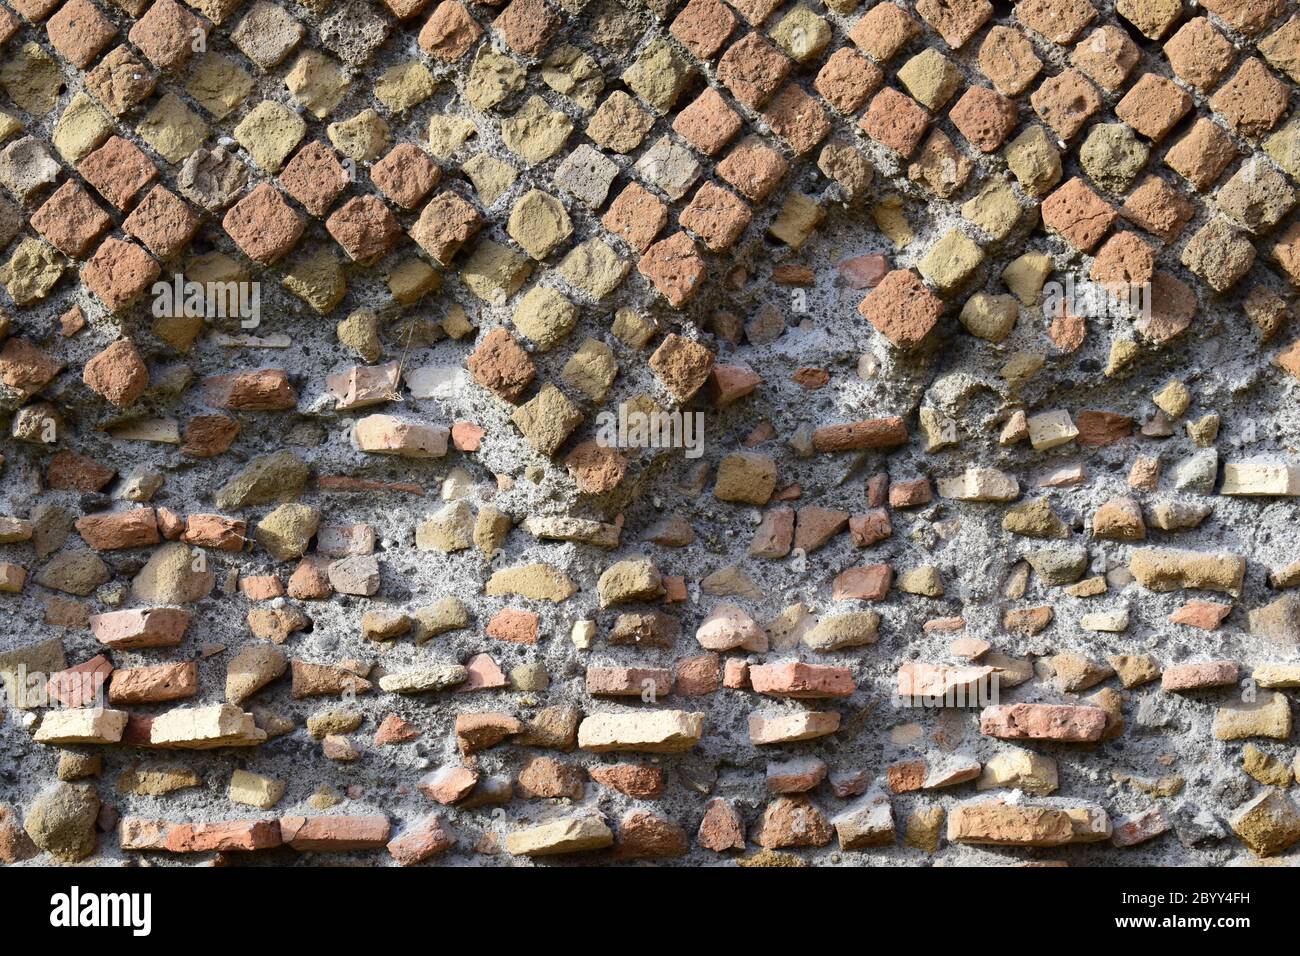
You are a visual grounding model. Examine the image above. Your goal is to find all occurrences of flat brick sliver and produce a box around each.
[74,508,160,550]
[980,703,1108,741]
[811,416,908,452]
[897,663,997,701]
[748,711,841,744]
[577,711,705,752]
[586,666,674,697]
[90,607,191,649]
[1161,660,1239,691]
[119,817,282,852]
[108,661,198,704]
[167,819,282,852]
[749,662,855,698]
[119,817,391,852]
[279,815,392,851]
[202,369,298,410]
[947,800,1112,846]
[33,708,128,744]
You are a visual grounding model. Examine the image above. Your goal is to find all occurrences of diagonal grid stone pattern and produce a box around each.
[0,0,1300,864]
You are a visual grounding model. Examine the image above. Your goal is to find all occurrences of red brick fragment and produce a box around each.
[47,655,112,708]
[47,451,115,491]
[616,810,688,858]
[163,820,282,853]
[387,814,454,865]
[487,607,538,644]
[203,369,298,410]
[750,661,855,698]
[1162,660,1239,691]
[812,417,909,452]
[279,815,391,851]
[83,340,149,407]
[222,184,305,265]
[832,564,893,601]
[589,764,665,798]
[81,239,161,312]
[697,797,745,851]
[76,508,159,550]
[849,510,892,547]
[375,714,421,745]
[419,0,482,60]
[108,661,198,704]
[980,703,1108,741]
[859,87,930,157]
[858,269,944,348]
[1169,601,1232,631]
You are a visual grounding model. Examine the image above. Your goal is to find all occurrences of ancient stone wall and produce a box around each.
[2,0,1300,866]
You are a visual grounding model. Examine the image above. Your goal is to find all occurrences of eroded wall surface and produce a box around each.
[2,0,1300,866]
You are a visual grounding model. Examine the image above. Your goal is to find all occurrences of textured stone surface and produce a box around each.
[0,0,1297,873]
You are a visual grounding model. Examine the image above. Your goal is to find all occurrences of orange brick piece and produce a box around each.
[670,0,735,60]
[849,2,921,62]
[672,88,742,156]
[31,182,113,258]
[78,136,158,210]
[859,87,930,157]
[1031,69,1101,140]
[46,0,117,68]
[716,136,789,201]
[81,239,162,312]
[1116,73,1193,142]
[763,84,831,156]
[371,144,440,209]
[122,185,200,259]
[223,183,306,264]
[602,182,668,252]
[1071,25,1138,91]
[493,0,560,57]
[949,86,1018,152]
[419,0,482,59]
[1164,17,1236,92]
[280,142,350,217]
[916,0,991,48]
[717,32,793,108]
[128,0,206,71]
[1041,177,1116,251]
[680,183,751,252]
[1016,0,1097,43]
[1210,58,1291,140]
[858,270,944,348]
[638,232,707,308]
[815,47,883,113]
